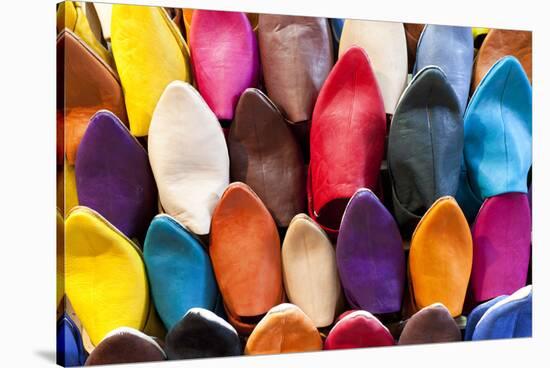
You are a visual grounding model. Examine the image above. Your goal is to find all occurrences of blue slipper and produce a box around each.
[144,214,221,331]
[464,295,508,340]
[413,24,473,114]
[472,285,532,340]
[57,313,87,367]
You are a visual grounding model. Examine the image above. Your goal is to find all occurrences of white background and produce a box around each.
[0,0,546,366]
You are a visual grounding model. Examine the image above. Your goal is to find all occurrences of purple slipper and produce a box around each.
[75,110,157,240]
[336,188,405,314]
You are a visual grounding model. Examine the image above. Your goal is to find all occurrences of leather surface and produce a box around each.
[472,285,532,340]
[183,9,259,39]
[57,29,127,165]
[471,193,531,302]
[339,20,407,114]
[309,46,386,235]
[244,304,322,355]
[324,310,395,349]
[57,160,79,217]
[282,214,342,327]
[85,3,112,41]
[165,308,241,359]
[210,182,283,334]
[148,81,229,235]
[398,303,461,345]
[330,18,344,48]
[189,10,259,120]
[65,161,79,215]
[57,110,64,166]
[408,197,472,317]
[414,25,474,114]
[65,206,149,345]
[258,15,334,123]
[336,189,405,314]
[472,29,532,90]
[56,209,64,309]
[464,295,507,341]
[57,1,112,66]
[111,5,192,137]
[463,56,532,200]
[388,66,463,236]
[85,327,166,365]
[83,2,104,45]
[455,162,484,223]
[404,23,424,72]
[143,215,220,330]
[57,313,88,367]
[75,110,157,240]
[228,88,306,227]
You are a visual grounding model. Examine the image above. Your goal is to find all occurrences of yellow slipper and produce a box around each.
[65,206,150,345]
[111,5,192,137]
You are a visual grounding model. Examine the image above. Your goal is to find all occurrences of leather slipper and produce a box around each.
[471,285,532,340]
[282,214,342,327]
[75,110,157,240]
[148,81,229,236]
[388,66,463,237]
[57,313,88,367]
[309,46,385,237]
[245,304,322,355]
[85,327,166,365]
[462,56,532,203]
[336,189,405,314]
[143,215,220,330]
[189,10,259,120]
[413,25,474,114]
[324,310,395,350]
[228,88,306,227]
[210,182,284,334]
[398,303,461,345]
[471,193,531,302]
[57,29,126,165]
[111,5,192,136]
[165,308,241,359]
[65,206,152,345]
[472,29,531,90]
[408,197,472,317]
[258,15,333,123]
[464,295,508,340]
